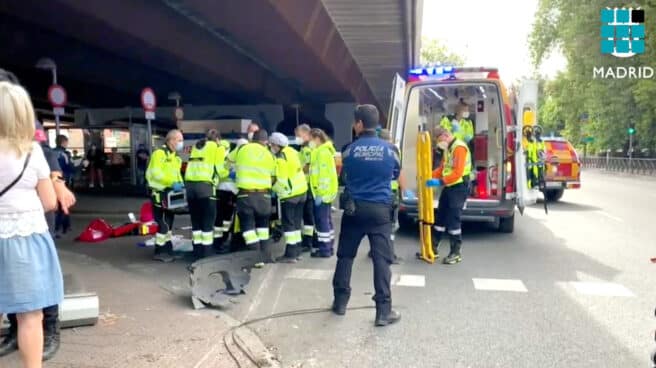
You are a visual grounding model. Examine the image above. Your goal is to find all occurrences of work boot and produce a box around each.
[153,244,174,263]
[443,235,462,265]
[192,244,206,261]
[301,236,312,253]
[277,244,301,263]
[42,331,60,361]
[374,304,401,327]
[213,239,231,254]
[0,334,18,357]
[331,293,350,316]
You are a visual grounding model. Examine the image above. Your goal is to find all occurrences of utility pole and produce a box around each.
[628,126,635,172]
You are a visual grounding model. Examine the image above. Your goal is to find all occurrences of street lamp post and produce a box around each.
[628,127,635,172]
[35,58,60,137]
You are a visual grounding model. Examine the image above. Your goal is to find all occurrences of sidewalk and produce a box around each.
[1,244,278,368]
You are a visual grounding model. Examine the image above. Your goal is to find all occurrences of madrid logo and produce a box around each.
[600,7,645,58]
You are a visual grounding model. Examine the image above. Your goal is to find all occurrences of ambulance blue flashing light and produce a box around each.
[408,66,500,80]
[408,66,455,78]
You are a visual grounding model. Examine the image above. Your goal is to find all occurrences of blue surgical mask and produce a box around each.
[175,141,184,152]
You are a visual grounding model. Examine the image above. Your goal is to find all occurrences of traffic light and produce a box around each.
[628,127,636,135]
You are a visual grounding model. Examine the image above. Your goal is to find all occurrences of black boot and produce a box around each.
[213,238,230,254]
[331,293,350,316]
[277,244,300,263]
[0,333,18,357]
[374,303,401,327]
[301,236,312,252]
[153,243,174,263]
[42,317,60,361]
[192,244,206,261]
[443,234,462,265]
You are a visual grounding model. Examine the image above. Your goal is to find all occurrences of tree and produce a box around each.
[529,0,656,156]
[420,38,466,66]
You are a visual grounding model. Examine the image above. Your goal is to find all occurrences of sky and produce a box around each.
[422,0,567,84]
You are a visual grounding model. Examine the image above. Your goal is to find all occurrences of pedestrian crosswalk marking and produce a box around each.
[568,281,634,297]
[472,278,528,292]
[285,268,332,281]
[392,274,425,287]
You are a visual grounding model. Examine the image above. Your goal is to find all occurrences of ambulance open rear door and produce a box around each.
[514,79,539,214]
[388,73,406,147]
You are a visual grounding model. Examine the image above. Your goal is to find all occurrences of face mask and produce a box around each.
[309,141,317,149]
[437,141,449,150]
[461,112,470,119]
[295,136,304,145]
[175,141,184,152]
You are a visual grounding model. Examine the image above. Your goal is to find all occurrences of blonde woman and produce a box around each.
[0,81,64,368]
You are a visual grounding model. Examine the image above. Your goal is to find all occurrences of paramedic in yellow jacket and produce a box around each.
[308,128,339,258]
[184,129,227,260]
[269,132,308,263]
[439,100,474,143]
[145,129,184,262]
[294,124,315,252]
[214,138,247,254]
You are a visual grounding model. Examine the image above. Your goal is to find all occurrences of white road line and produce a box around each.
[392,274,425,287]
[595,210,624,223]
[569,281,635,297]
[243,266,275,321]
[472,278,528,292]
[285,268,333,280]
[193,343,219,368]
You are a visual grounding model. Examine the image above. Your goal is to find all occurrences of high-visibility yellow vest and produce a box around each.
[234,143,276,190]
[184,141,227,184]
[442,139,472,187]
[273,146,308,199]
[146,146,182,191]
[440,116,474,142]
[309,141,338,202]
[299,145,313,182]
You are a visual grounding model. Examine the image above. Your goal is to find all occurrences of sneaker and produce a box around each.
[442,253,462,265]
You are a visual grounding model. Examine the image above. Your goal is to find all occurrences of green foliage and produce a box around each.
[530,0,656,156]
[420,38,466,66]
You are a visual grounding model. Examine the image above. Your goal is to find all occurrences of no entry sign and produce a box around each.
[141,87,156,120]
[48,84,67,116]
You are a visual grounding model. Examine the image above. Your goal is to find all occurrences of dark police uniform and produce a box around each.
[332,131,400,325]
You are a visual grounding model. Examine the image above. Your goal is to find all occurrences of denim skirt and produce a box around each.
[0,232,64,314]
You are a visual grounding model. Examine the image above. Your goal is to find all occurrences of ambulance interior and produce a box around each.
[401,83,505,200]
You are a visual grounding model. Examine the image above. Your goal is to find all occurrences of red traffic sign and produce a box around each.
[141,88,157,112]
[47,85,67,107]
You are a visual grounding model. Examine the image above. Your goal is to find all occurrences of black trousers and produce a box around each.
[434,182,468,240]
[151,192,175,249]
[7,304,59,336]
[302,190,315,245]
[215,190,237,243]
[281,194,306,257]
[333,201,394,306]
[236,191,272,251]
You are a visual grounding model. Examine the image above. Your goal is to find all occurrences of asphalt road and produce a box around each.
[227,170,656,368]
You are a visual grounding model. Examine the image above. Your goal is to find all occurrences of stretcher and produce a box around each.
[1,274,99,335]
[417,130,436,263]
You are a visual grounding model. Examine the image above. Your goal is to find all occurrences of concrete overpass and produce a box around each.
[0,0,421,147]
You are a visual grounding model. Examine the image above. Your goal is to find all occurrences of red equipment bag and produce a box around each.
[112,223,140,238]
[140,201,154,223]
[76,218,113,243]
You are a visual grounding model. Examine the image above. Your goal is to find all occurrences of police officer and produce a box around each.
[146,129,184,262]
[184,129,227,260]
[332,104,401,327]
[234,130,277,266]
[439,99,474,143]
[426,126,472,264]
[308,128,338,258]
[294,123,315,252]
[214,138,244,254]
[269,132,308,263]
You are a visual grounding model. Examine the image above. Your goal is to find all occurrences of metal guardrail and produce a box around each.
[583,157,656,176]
